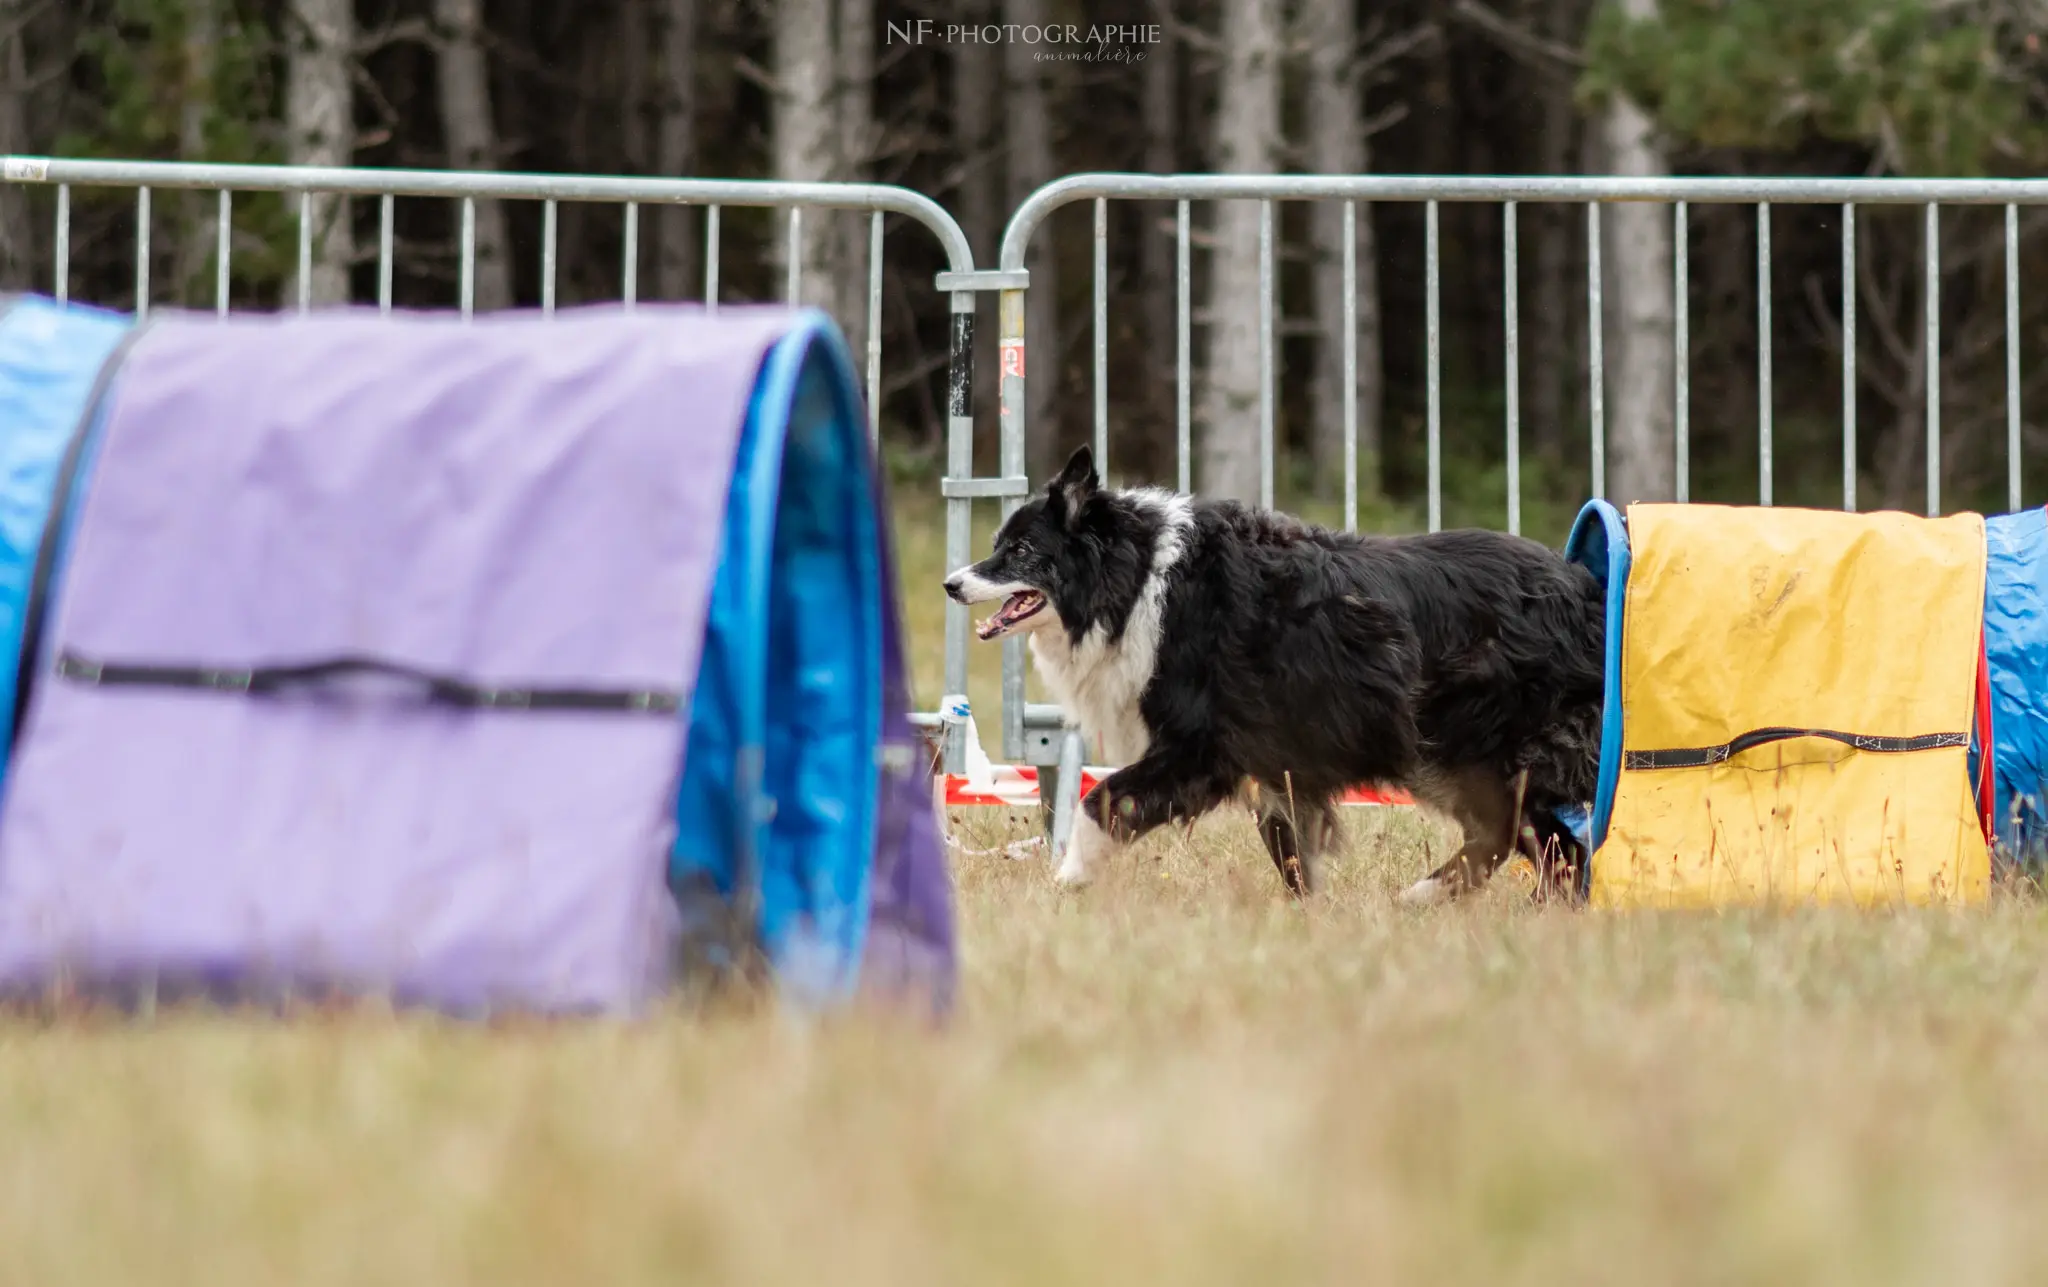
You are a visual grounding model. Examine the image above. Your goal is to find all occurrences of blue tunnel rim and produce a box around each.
[0,295,139,805]
[1563,498,1630,898]
[671,307,885,1004]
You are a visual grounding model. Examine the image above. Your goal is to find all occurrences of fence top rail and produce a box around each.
[1,155,977,275]
[998,171,2048,270]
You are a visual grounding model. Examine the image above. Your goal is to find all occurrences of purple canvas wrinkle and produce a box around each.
[0,303,798,1014]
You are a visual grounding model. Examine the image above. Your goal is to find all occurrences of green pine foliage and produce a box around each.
[1580,0,2047,175]
[61,0,296,304]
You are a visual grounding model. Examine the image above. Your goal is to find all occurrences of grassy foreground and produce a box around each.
[6,493,2048,1285]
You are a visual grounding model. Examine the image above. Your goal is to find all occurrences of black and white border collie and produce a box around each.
[943,446,1605,903]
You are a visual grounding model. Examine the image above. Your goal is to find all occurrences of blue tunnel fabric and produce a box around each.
[1979,506,2048,872]
[0,297,135,796]
[671,311,883,1003]
[1561,499,1632,882]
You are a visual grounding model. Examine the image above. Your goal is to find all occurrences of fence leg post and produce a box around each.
[998,286,1029,766]
[941,289,976,776]
[1049,727,1085,856]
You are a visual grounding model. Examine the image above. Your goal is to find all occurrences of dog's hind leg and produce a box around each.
[1398,767,1520,907]
[1253,786,1342,897]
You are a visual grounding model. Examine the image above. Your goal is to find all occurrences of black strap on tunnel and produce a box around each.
[1625,726,1970,772]
[13,321,153,745]
[53,651,682,716]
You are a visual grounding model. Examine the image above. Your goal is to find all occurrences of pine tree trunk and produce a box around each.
[284,0,354,305]
[434,0,512,311]
[1303,0,1384,499]
[179,0,218,304]
[0,0,33,291]
[618,0,649,173]
[1525,0,1587,465]
[1198,0,1281,504]
[835,0,874,356]
[953,5,1000,454]
[1137,15,1179,482]
[772,0,838,308]
[652,0,698,300]
[1599,0,1674,504]
[1004,0,1061,482]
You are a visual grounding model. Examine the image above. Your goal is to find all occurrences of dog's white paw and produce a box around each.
[1052,854,1095,887]
[1398,875,1454,907]
[1053,813,1116,888]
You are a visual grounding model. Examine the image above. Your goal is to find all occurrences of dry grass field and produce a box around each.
[5,488,2048,1286]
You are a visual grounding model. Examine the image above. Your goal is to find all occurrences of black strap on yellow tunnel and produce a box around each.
[1625,726,1969,772]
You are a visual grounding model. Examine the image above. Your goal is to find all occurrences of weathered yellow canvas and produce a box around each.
[1591,503,1991,908]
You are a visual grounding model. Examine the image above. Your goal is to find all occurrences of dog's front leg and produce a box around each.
[1055,808,1116,886]
[1056,754,1236,888]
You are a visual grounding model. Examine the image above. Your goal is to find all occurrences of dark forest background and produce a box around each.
[1,0,2044,534]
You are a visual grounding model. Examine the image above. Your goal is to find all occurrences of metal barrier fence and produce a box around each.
[9,160,2048,817]
[987,174,2048,818]
[0,154,1001,771]
[1,155,978,448]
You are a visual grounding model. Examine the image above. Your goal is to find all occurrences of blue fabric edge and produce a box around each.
[1562,498,1630,896]
[755,315,884,1004]
[670,310,883,1006]
[1980,506,2048,873]
[0,296,134,804]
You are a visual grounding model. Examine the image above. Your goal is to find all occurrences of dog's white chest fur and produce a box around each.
[1029,490,1193,766]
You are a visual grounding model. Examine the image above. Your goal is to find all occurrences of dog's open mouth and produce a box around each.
[976,590,1046,640]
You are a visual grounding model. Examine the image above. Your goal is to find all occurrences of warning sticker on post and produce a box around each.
[999,339,1025,380]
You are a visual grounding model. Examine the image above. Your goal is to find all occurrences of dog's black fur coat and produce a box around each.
[946,447,1606,898]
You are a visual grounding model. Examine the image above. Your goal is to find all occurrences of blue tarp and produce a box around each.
[0,296,135,796]
[1980,506,2048,871]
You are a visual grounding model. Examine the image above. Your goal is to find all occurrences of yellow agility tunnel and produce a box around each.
[1561,500,1997,908]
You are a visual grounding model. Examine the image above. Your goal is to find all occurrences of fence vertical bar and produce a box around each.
[1426,199,1442,533]
[1674,200,1688,503]
[1925,202,1940,516]
[135,186,151,320]
[1176,199,1190,495]
[1259,199,1275,510]
[215,190,231,317]
[53,183,68,303]
[1587,202,1604,499]
[1344,200,1360,534]
[377,194,394,314]
[867,211,883,449]
[785,207,801,304]
[2008,203,2022,513]
[622,202,639,309]
[1504,200,1520,536]
[297,190,313,313]
[1758,201,1772,505]
[541,199,558,315]
[1843,204,1856,511]
[705,205,720,313]
[459,197,476,318]
[999,286,1028,763]
[943,287,977,774]
[1093,197,1108,474]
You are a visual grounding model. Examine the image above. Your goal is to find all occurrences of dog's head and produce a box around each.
[944,445,1143,643]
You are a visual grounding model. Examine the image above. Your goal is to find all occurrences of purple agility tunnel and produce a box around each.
[0,299,955,1019]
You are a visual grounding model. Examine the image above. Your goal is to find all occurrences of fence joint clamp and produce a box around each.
[940,476,1031,500]
[935,269,1029,293]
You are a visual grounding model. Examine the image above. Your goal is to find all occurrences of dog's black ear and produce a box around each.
[1050,445,1099,517]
